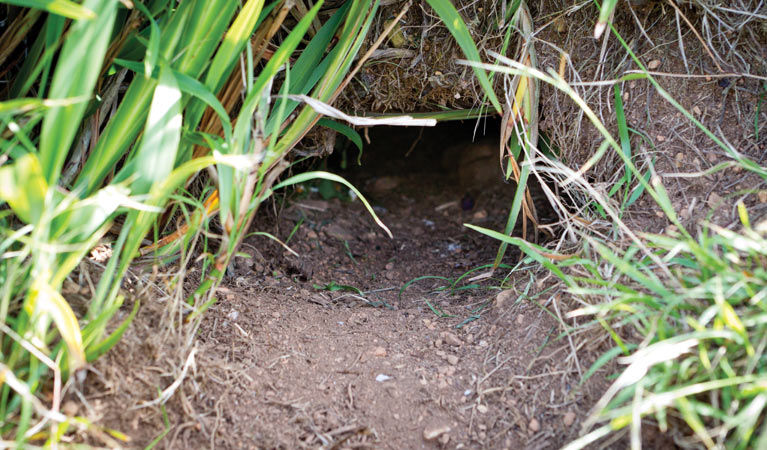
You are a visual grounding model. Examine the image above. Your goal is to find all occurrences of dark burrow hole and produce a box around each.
[277,118,561,275]
[332,118,557,237]
[240,119,565,287]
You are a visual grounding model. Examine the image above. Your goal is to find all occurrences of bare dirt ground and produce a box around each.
[81,123,607,449]
[71,1,766,449]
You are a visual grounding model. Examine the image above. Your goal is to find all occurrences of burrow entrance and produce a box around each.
[243,117,563,306]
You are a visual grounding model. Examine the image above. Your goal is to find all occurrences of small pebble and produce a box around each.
[477,404,488,414]
[528,418,540,433]
[495,289,514,308]
[472,209,488,220]
[373,347,387,357]
[443,332,462,346]
[648,59,661,70]
[62,401,78,416]
[446,355,459,365]
[564,411,576,426]
[423,423,451,440]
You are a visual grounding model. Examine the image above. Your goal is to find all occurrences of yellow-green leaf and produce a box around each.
[27,275,86,371]
[0,153,48,224]
[2,0,96,20]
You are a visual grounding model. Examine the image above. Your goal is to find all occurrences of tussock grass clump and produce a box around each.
[449,0,767,447]
[0,0,391,444]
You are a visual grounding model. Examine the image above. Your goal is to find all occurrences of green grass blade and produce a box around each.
[2,0,96,20]
[465,223,574,286]
[38,0,117,185]
[317,118,363,157]
[0,153,47,225]
[127,64,183,195]
[85,298,138,362]
[594,0,618,38]
[493,150,530,268]
[27,275,86,371]
[204,0,265,94]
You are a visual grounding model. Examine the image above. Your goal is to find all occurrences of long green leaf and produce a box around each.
[2,0,95,20]
[205,0,265,94]
[0,153,47,225]
[38,0,117,185]
[129,64,183,195]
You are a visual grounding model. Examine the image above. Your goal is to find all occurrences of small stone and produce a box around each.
[657,135,667,142]
[443,332,462,347]
[563,411,576,426]
[324,223,354,241]
[528,418,540,433]
[472,209,488,221]
[385,262,395,271]
[758,191,767,203]
[693,106,702,116]
[477,404,488,414]
[371,176,399,193]
[648,59,661,70]
[446,355,459,365]
[373,347,387,357]
[423,423,451,440]
[495,289,514,308]
[306,229,318,239]
[516,314,525,325]
[62,401,78,416]
[439,433,450,445]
